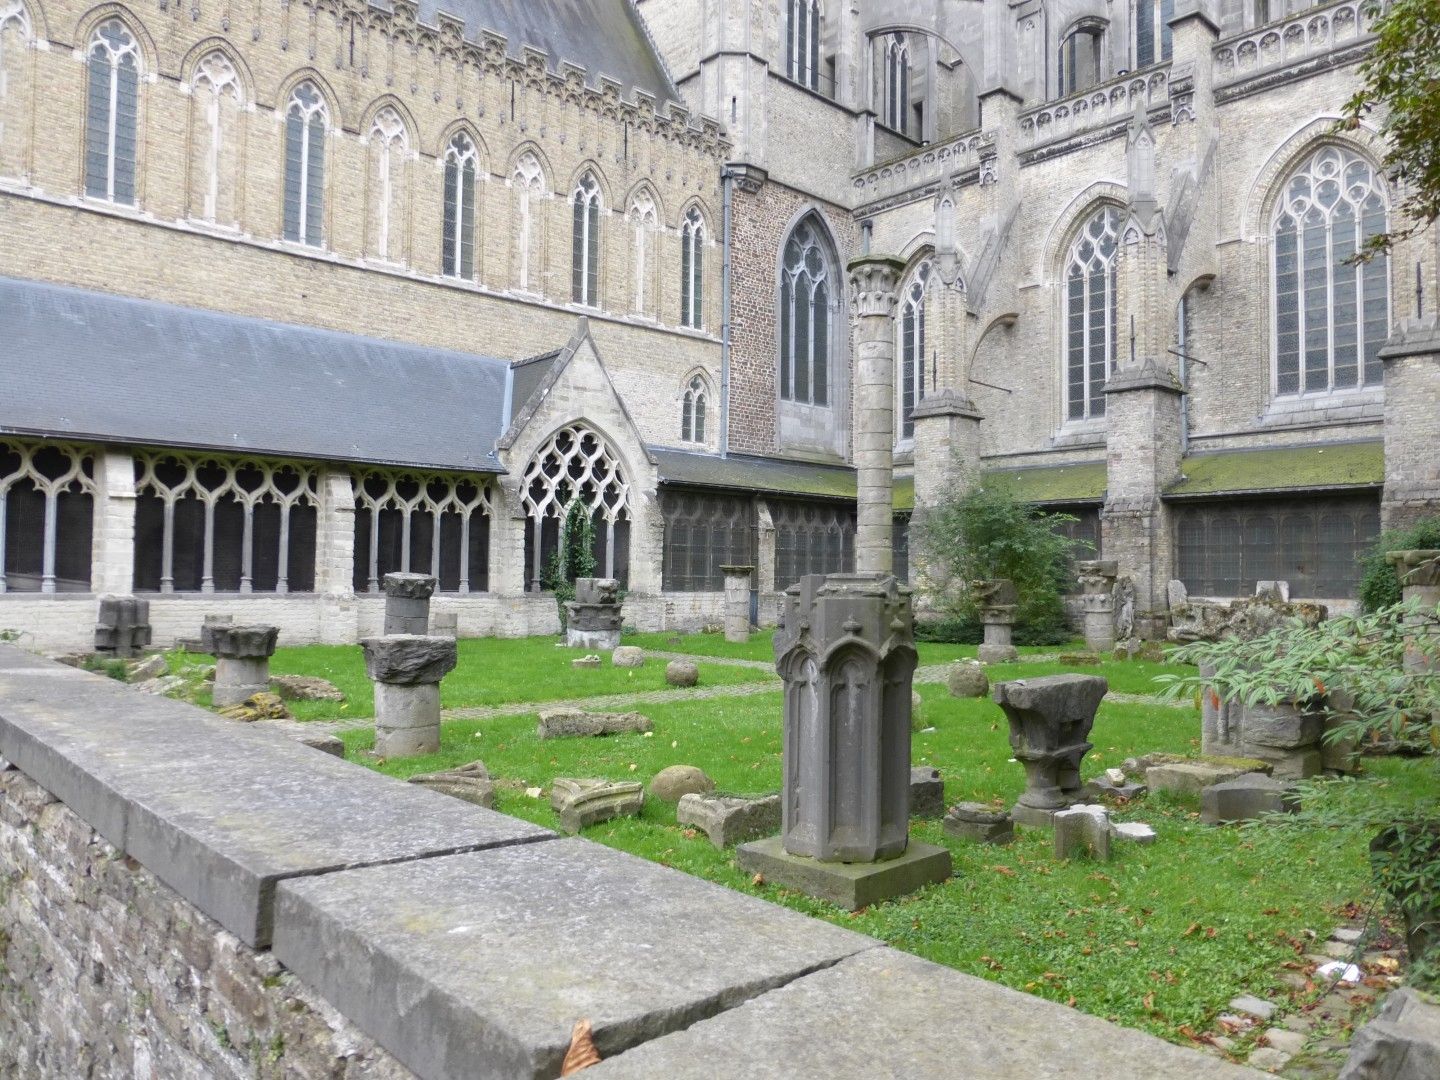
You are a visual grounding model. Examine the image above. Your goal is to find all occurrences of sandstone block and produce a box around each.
[1145,761,1253,797]
[676,792,781,848]
[664,660,699,687]
[612,646,646,668]
[550,778,644,833]
[1242,704,1324,750]
[1200,775,1300,825]
[269,674,346,702]
[536,709,652,739]
[946,659,989,698]
[648,765,714,803]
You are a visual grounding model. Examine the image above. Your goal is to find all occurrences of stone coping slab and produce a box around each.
[272,838,878,1080]
[586,947,1266,1079]
[0,650,552,947]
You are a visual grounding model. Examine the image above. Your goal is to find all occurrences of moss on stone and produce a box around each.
[1167,442,1383,497]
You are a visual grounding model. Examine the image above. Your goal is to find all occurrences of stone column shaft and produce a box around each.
[720,565,754,643]
[90,449,137,596]
[848,256,905,575]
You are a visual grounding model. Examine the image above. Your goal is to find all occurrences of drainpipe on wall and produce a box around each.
[720,166,734,458]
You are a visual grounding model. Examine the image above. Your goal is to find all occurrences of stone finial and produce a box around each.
[993,674,1108,828]
[845,256,906,319]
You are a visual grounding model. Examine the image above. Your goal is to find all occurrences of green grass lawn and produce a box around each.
[338,675,1427,1044]
[167,636,776,721]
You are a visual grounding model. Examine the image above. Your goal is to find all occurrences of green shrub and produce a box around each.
[1359,515,1440,612]
[543,500,598,629]
[912,474,1088,638]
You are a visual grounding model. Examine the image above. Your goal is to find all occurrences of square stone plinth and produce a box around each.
[735,836,952,910]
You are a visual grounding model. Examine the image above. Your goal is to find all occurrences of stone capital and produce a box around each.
[382,572,437,600]
[846,256,906,319]
[209,624,279,660]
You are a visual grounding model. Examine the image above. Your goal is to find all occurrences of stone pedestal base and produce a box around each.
[1011,803,1066,829]
[213,656,270,708]
[735,836,952,910]
[978,614,1018,664]
[566,626,621,651]
[373,682,441,757]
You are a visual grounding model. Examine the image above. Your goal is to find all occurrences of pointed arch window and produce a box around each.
[368,106,408,263]
[1273,145,1389,397]
[572,172,602,306]
[779,217,834,407]
[190,51,243,226]
[0,1,34,179]
[681,375,708,444]
[512,151,546,292]
[885,35,909,134]
[442,132,478,280]
[283,81,327,247]
[1133,0,1174,69]
[681,207,706,329]
[84,20,140,204]
[629,189,658,315]
[1058,25,1104,96]
[899,262,930,440]
[521,424,630,589]
[1065,207,1120,421]
[786,0,821,91]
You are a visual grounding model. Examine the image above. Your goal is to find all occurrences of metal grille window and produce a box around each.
[1273,146,1389,397]
[681,376,709,444]
[352,469,491,594]
[899,261,929,440]
[885,35,910,133]
[84,20,139,203]
[779,216,834,407]
[190,51,243,226]
[1174,495,1379,599]
[283,81,327,247]
[660,490,755,592]
[134,452,319,594]
[571,172,602,306]
[1,440,96,593]
[772,499,855,590]
[680,207,705,329]
[442,132,478,279]
[1065,207,1120,420]
[785,0,821,90]
[522,424,630,589]
[368,106,408,263]
[1133,0,1173,68]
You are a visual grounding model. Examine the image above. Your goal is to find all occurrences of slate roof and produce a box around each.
[0,276,512,473]
[418,0,679,106]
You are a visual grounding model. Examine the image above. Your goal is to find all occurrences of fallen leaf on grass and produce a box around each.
[751,873,765,886]
[561,1019,601,1075]
[989,865,1016,877]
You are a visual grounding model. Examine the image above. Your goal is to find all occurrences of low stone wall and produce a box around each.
[0,646,1262,1079]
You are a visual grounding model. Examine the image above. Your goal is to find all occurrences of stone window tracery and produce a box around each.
[680,207,705,329]
[572,172,602,306]
[352,469,491,594]
[84,20,140,204]
[133,451,319,594]
[898,261,930,441]
[189,50,243,227]
[1272,145,1389,397]
[0,439,97,594]
[0,0,33,180]
[885,35,910,134]
[786,0,822,91]
[368,106,409,263]
[629,189,657,316]
[1065,206,1120,421]
[283,81,327,247]
[779,215,835,408]
[521,424,630,588]
[681,374,708,444]
[512,151,546,292]
[442,131,478,280]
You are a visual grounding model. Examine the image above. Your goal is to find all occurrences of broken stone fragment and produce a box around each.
[942,802,1014,845]
[1200,775,1301,825]
[408,761,496,808]
[676,792,781,848]
[648,765,714,803]
[611,645,646,668]
[909,766,945,819]
[536,708,653,739]
[571,655,602,669]
[664,659,699,687]
[1111,821,1157,845]
[946,659,989,698]
[217,691,291,722]
[550,777,644,833]
[1053,804,1112,861]
[269,674,346,702]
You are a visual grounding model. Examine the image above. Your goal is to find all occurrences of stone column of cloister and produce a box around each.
[848,255,907,575]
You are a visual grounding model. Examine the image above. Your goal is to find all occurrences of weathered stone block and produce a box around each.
[382,572,438,601]
[1241,703,1324,750]
[1054,805,1111,860]
[373,682,441,757]
[572,654,601,669]
[1111,822,1157,845]
[361,636,457,686]
[648,765,713,803]
[1145,761,1254,797]
[946,659,989,698]
[942,803,1014,845]
[270,674,345,702]
[664,659,699,687]
[1243,746,1323,780]
[1338,987,1440,1080]
[1200,775,1301,824]
[735,836,953,911]
[676,792,781,849]
[909,766,944,819]
[550,778,644,833]
[382,573,436,636]
[535,709,652,739]
[612,646,646,668]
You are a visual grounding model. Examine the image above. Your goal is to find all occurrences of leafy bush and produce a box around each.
[1359,514,1440,611]
[912,475,1088,637]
